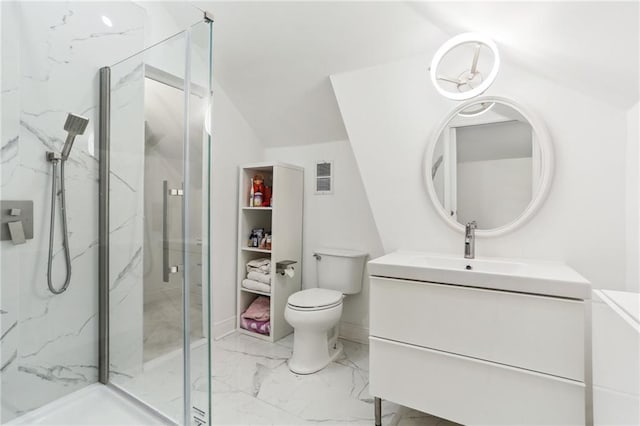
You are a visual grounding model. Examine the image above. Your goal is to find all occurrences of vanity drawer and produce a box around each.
[370,337,585,426]
[370,276,585,380]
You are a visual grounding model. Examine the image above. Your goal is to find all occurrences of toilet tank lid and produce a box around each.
[314,248,368,258]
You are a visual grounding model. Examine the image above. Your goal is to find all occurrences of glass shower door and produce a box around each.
[106,20,212,425]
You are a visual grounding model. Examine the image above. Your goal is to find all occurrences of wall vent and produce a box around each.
[315,161,333,195]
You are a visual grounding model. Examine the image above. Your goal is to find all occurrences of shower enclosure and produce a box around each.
[0,3,213,422]
[98,16,214,425]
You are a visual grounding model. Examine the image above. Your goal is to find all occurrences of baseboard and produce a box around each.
[339,321,369,344]
[212,316,236,340]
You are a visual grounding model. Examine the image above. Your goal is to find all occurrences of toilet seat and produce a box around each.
[287,288,343,311]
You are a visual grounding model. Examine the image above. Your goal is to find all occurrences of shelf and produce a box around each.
[241,287,271,297]
[237,163,303,343]
[242,247,271,254]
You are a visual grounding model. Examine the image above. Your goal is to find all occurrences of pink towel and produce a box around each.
[240,317,271,335]
[241,296,270,321]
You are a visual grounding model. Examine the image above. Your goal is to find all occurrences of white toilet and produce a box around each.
[284,248,367,374]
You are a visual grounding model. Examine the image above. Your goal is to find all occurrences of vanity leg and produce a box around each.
[374,397,382,426]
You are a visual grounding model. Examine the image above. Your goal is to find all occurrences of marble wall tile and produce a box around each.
[108,55,145,379]
[0,2,145,421]
[0,1,21,188]
[1,3,27,420]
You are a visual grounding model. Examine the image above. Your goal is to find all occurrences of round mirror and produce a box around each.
[424,97,553,236]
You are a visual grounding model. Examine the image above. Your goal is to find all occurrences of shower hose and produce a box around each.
[47,159,72,294]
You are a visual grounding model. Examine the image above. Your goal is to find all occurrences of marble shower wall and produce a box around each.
[0,2,144,421]
[108,54,146,379]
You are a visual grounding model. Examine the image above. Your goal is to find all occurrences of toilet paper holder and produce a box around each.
[276,260,296,276]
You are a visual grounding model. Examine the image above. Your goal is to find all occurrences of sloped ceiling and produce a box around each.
[192,1,639,147]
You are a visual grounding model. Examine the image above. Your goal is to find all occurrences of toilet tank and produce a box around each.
[315,248,368,295]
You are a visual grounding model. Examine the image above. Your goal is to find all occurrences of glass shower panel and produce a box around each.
[107,24,212,424]
[108,31,186,422]
[186,21,213,424]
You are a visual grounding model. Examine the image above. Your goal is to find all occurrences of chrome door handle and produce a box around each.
[163,180,183,282]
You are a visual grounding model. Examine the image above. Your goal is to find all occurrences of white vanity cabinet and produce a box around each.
[368,251,592,426]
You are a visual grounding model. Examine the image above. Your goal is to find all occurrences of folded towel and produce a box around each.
[246,258,271,274]
[241,295,270,321]
[247,266,270,274]
[240,317,270,335]
[247,271,271,285]
[242,279,271,294]
[247,258,270,268]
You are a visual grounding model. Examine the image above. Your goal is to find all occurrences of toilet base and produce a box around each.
[289,340,343,375]
[285,302,343,375]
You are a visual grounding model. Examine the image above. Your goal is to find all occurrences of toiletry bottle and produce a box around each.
[249,179,255,207]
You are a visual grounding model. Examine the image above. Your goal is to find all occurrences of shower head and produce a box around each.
[61,113,89,161]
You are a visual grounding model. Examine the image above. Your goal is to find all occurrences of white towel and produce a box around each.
[247,271,271,284]
[247,258,270,268]
[246,258,271,274]
[242,279,271,294]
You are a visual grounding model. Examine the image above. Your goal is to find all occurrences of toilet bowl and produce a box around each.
[285,288,344,374]
[284,248,367,374]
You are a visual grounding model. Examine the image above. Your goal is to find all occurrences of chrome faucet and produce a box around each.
[464,221,477,259]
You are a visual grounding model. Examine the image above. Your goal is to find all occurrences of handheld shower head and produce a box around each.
[61,113,89,161]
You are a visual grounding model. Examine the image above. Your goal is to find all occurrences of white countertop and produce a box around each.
[368,251,591,300]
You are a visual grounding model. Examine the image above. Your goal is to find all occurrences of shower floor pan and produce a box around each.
[7,384,170,425]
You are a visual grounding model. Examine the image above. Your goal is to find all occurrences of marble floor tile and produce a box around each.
[211,334,292,395]
[142,291,203,362]
[273,332,294,349]
[336,339,370,372]
[212,387,308,425]
[118,332,458,426]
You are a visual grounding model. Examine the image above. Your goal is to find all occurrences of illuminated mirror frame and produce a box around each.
[424,96,554,237]
[430,33,500,101]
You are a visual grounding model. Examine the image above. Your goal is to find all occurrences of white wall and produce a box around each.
[331,53,629,290]
[210,79,264,338]
[264,140,383,342]
[627,102,639,293]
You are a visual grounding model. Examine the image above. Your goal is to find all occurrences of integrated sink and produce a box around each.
[369,251,591,300]
[408,254,526,275]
